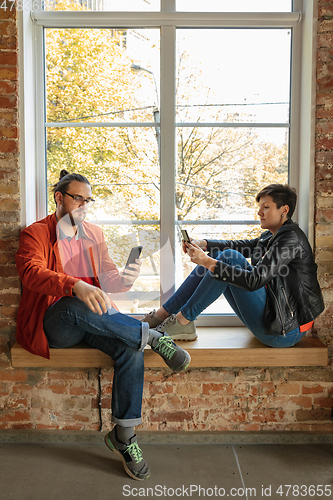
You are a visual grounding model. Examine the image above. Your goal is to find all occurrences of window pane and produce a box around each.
[176,29,291,124]
[101,224,160,314]
[44,0,160,11]
[47,127,160,221]
[45,28,160,124]
[176,126,289,223]
[176,0,291,12]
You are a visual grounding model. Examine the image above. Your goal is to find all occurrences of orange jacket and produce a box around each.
[15,213,130,359]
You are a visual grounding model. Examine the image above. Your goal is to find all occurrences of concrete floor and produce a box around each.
[0,441,333,500]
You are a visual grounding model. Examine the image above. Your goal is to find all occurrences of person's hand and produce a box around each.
[120,259,142,287]
[182,238,207,253]
[185,241,217,271]
[72,280,112,315]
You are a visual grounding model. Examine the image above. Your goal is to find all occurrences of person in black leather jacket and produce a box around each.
[141,184,325,348]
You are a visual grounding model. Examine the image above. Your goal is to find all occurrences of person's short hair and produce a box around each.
[52,170,91,204]
[255,183,297,219]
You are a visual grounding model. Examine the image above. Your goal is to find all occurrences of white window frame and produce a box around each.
[18,0,318,326]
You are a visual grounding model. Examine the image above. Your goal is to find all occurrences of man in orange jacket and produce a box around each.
[16,170,190,481]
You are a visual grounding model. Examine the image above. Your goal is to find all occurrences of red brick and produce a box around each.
[48,370,88,381]
[0,370,27,382]
[202,383,225,395]
[0,306,17,318]
[0,410,31,422]
[296,409,332,421]
[226,411,247,422]
[316,108,333,119]
[316,121,333,135]
[317,32,333,48]
[0,68,17,80]
[150,411,194,423]
[316,208,333,223]
[313,397,333,408]
[6,424,34,430]
[316,164,333,181]
[91,397,111,410]
[0,21,16,37]
[316,136,333,150]
[0,51,17,66]
[149,384,173,395]
[275,383,300,396]
[260,383,275,395]
[252,409,283,423]
[0,111,16,124]
[302,385,325,394]
[291,396,313,408]
[0,36,17,50]
[48,384,68,395]
[0,8,16,20]
[318,19,333,33]
[0,138,17,153]
[69,387,96,396]
[0,276,20,288]
[309,423,333,432]
[319,4,333,17]
[4,397,28,409]
[0,96,17,109]
[12,384,37,393]
[317,75,333,92]
[0,293,20,305]
[0,81,17,94]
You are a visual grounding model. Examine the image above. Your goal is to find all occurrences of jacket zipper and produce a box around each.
[281,287,294,318]
[267,283,286,336]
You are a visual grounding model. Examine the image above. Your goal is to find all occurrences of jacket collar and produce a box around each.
[259,218,297,244]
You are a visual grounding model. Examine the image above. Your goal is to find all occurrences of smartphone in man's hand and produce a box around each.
[125,246,143,269]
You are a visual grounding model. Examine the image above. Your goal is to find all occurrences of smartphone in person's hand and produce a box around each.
[125,246,143,269]
[181,229,191,242]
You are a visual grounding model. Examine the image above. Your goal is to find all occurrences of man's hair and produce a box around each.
[255,183,297,219]
[52,170,91,203]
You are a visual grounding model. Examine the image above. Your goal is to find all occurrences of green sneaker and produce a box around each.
[104,428,150,481]
[156,314,198,341]
[151,333,191,372]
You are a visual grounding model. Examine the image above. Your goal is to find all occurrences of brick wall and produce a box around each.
[0,5,20,375]
[0,4,332,433]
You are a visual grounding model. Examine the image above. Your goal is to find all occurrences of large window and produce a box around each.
[30,0,304,323]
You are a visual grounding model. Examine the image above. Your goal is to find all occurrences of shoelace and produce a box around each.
[126,441,144,464]
[157,314,176,330]
[146,309,156,317]
[155,336,176,360]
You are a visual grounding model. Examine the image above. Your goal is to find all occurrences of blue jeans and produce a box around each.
[163,249,305,348]
[43,297,150,427]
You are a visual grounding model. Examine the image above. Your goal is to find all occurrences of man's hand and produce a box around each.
[185,242,217,272]
[72,281,111,315]
[120,259,142,287]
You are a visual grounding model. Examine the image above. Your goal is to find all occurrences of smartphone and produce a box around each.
[125,246,143,269]
[181,229,191,242]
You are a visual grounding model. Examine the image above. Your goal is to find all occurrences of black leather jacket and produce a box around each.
[206,219,325,336]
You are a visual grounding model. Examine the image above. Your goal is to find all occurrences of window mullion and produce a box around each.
[160,24,176,304]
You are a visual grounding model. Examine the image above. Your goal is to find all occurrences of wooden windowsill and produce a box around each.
[10,327,328,368]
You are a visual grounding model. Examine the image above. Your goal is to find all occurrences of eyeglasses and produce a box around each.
[64,192,95,206]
